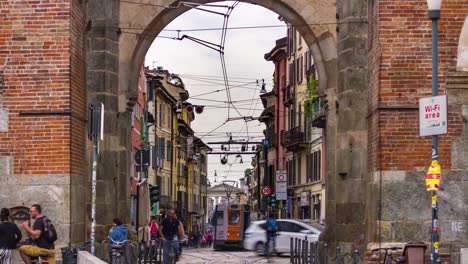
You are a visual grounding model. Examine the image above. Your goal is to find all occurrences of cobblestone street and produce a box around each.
[178,247,290,264]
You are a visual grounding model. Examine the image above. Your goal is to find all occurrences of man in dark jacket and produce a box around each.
[0,208,22,264]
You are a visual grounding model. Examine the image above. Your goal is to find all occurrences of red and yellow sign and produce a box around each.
[426,160,441,191]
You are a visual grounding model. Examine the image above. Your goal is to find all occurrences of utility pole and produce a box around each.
[88,103,103,256]
[263,138,269,215]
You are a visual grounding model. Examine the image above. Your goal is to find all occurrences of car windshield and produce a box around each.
[301,221,325,232]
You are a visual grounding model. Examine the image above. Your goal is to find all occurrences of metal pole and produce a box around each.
[256,150,261,214]
[429,9,440,264]
[90,105,99,256]
[263,139,268,213]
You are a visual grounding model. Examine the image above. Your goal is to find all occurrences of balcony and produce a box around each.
[282,126,308,151]
[310,97,326,129]
[284,87,294,106]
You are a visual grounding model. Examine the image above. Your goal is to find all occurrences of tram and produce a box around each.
[212,203,250,250]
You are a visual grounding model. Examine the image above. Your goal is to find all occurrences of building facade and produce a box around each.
[259,30,326,222]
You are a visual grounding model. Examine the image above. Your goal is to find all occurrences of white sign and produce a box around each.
[276,192,287,200]
[276,182,287,193]
[276,170,287,182]
[300,192,309,207]
[419,95,447,136]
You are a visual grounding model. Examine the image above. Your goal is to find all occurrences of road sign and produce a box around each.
[276,170,287,182]
[261,186,272,197]
[276,192,287,200]
[134,149,149,165]
[419,95,447,136]
[276,182,287,193]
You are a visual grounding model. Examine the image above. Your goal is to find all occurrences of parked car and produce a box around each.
[243,219,323,255]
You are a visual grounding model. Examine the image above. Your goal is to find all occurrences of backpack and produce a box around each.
[42,217,58,243]
[266,219,278,232]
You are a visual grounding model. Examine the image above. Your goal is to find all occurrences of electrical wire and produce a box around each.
[95,21,366,35]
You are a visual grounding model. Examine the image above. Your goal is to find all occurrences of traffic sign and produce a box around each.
[135,149,149,165]
[261,186,272,197]
[276,170,286,182]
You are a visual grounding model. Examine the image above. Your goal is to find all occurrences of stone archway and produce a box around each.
[85,0,369,250]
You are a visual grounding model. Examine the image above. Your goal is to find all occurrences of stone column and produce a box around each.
[86,0,132,253]
[323,0,368,251]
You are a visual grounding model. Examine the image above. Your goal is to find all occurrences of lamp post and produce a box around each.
[427,1,442,263]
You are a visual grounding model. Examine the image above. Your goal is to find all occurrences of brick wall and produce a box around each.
[369,0,468,172]
[0,0,72,175]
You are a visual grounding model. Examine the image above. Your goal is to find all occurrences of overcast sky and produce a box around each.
[145,2,286,186]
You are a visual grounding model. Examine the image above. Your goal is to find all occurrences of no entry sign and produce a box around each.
[261,186,272,197]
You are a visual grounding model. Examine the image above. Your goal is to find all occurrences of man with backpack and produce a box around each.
[19,204,57,264]
[264,215,278,255]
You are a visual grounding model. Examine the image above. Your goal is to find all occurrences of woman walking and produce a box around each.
[0,208,22,264]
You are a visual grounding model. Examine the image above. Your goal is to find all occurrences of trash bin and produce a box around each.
[403,242,427,264]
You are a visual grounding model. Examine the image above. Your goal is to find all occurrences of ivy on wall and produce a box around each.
[303,74,319,120]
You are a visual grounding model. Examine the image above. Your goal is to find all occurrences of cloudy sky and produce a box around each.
[145,2,286,186]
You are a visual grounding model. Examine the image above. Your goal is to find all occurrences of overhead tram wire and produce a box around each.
[100,21,367,38]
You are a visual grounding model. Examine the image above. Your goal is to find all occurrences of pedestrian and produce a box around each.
[206,232,213,248]
[107,218,128,263]
[194,230,201,248]
[201,234,207,248]
[0,208,22,264]
[148,216,159,242]
[19,204,57,264]
[159,209,186,264]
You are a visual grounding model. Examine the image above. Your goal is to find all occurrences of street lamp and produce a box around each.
[427,1,442,263]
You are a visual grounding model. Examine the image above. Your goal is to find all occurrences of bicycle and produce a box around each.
[162,237,186,264]
[103,237,135,264]
[371,247,404,264]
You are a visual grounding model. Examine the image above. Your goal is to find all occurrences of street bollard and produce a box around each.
[352,249,359,264]
[297,239,304,264]
[324,243,328,264]
[309,242,314,264]
[304,237,308,264]
[290,237,294,264]
[336,246,342,264]
[294,238,298,264]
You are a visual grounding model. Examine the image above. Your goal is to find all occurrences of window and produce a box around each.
[297,158,302,185]
[297,56,303,83]
[292,158,296,186]
[288,63,295,86]
[308,150,322,182]
[288,26,295,56]
[152,145,157,169]
[159,102,163,127]
[167,140,172,161]
[134,103,142,120]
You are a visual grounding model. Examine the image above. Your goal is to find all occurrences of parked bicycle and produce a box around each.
[103,237,135,264]
[371,246,404,264]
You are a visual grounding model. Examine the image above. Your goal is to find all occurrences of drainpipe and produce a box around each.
[170,106,174,205]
